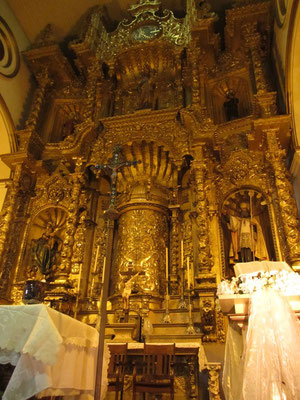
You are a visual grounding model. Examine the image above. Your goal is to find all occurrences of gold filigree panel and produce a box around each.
[99,110,189,161]
[112,208,168,296]
[215,150,272,198]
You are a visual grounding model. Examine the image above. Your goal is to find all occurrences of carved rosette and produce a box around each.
[112,207,168,297]
[265,129,300,264]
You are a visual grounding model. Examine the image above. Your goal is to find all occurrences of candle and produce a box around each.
[90,277,95,297]
[165,247,168,280]
[102,256,106,284]
[93,245,100,273]
[187,256,190,289]
[191,262,194,288]
[181,240,184,267]
[77,264,82,292]
[166,247,169,296]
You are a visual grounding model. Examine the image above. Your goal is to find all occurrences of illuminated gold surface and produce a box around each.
[0,5,298,387]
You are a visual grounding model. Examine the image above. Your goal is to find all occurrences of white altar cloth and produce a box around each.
[234,260,292,277]
[0,304,109,400]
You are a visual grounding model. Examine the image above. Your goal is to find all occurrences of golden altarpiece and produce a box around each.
[0,0,299,398]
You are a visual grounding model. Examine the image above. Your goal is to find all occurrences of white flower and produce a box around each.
[217,269,300,296]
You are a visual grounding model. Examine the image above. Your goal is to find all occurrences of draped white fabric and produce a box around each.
[234,260,292,277]
[243,289,300,400]
[223,289,300,400]
[0,304,110,400]
[222,322,244,400]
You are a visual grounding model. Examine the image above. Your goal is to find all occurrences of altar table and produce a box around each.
[108,342,208,399]
[110,342,207,372]
[0,304,109,400]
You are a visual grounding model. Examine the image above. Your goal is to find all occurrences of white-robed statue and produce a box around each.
[226,202,268,263]
[119,270,142,310]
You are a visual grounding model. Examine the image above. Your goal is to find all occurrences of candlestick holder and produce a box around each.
[178,265,188,309]
[73,291,80,319]
[162,294,172,323]
[178,295,188,309]
[186,290,196,334]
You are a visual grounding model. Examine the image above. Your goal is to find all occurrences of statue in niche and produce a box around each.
[61,113,79,141]
[137,67,157,110]
[223,202,268,264]
[120,87,135,114]
[32,223,62,277]
[223,90,239,121]
[221,192,274,278]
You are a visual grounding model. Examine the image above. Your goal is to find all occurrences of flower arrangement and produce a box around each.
[217,270,300,296]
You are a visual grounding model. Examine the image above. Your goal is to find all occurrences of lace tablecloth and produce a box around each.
[234,260,292,277]
[0,304,109,400]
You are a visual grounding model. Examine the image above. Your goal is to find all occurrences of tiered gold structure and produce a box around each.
[0,0,299,398]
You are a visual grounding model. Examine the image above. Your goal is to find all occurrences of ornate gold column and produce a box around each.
[191,146,213,275]
[206,363,222,400]
[191,146,217,339]
[191,47,201,105]
[242,23,268,94]
[113,205,168,298]
[169,165,180,295]
[0,171,21,300]
[0,165,21,264]
[84,65,99,122]
[59,159,86,281]
[25,69,53,131]
[170,205,180,294]
[104,142,177,308]
[242,23,277,117]
[0,162,33,299]
[265,129,300,266]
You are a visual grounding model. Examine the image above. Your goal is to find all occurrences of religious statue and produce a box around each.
[32,223,62,276]
[224,202,268,263]
[137,67,157,110]
[223,90,239,121]
[61,113,79,141]
[119,269,142,310]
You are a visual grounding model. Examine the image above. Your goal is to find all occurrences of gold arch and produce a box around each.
[0,94,16,210]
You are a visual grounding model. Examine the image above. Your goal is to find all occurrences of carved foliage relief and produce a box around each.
[112,208,168,296]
